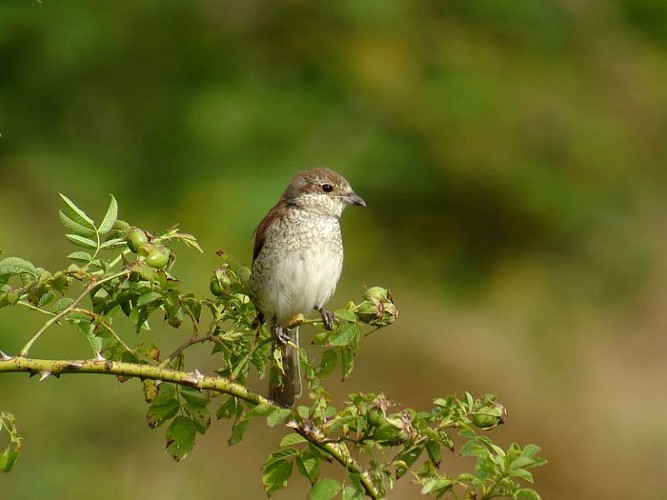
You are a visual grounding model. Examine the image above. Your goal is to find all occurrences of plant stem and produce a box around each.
[160,335,214,367]
[18,271,128,357]
[0,356,381,499]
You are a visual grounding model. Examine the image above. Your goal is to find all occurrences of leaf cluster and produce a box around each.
[0,195,545,498]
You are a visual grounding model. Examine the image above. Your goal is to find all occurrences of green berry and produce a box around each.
[145,245,170,269]
[127,227,149,253]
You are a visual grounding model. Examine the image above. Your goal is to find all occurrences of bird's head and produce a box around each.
[281,168,366,217]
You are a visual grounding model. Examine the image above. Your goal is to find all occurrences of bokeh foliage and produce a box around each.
[0,0,665,498]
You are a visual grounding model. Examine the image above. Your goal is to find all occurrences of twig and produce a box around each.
[18,271,129,357]
[160,335,214,367]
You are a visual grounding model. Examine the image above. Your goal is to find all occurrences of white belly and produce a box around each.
[268,244,342,325]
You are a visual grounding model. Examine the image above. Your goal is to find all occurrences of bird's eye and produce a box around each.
[322,184,333,193]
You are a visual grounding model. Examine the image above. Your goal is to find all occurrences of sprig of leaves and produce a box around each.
[0,194,546,497]
[0,413,22,473]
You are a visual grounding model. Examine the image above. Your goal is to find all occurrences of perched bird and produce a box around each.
[249,168,366,407]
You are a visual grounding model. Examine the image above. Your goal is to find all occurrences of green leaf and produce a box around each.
[334,308,357,322]
[0,413,22,473]
[329,322,358,347]
[65,234,98,249]
[307,479,342,500]
[228,418,249,445]
[296,452,319,485]
[67,251,92,263]
[317,349,337,377]
[280,433,307,447]
[146,399,179,428]
[59,210,96,238]
[0,257,37,277]
[510,468,534,482]
[267,408,293,428]
[522,444,541,458]
[262,451,296,495]
[98,195,118,235]
[340,346,355,380]
[137,291,162,308]
[421,478,454,495]
[100,238,125,249]
[426,440,442,467]
[509,456,536,471]
[180,386,210,408]
[59,193,95,228]
[516,488,541,500]
[188,407,211,434]
[79,323,102,355]
[53,297,75,313]
[342,485,365,500]
[0,444,21,472]
[165,416,196,462]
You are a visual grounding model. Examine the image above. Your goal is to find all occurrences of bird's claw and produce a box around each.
[272,325,291,345]
[319,308,336,331]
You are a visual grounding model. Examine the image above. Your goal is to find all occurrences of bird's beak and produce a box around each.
[343,191,366,207]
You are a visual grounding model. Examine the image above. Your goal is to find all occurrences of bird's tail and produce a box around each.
[268,328,297,407]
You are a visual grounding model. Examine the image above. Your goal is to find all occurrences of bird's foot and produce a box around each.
[318,308,336,331]
[272,325,291,345]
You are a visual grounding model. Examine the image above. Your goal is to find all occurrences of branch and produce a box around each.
[0,356,381,499]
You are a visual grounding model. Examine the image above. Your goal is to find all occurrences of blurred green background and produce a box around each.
[1,0,666,498]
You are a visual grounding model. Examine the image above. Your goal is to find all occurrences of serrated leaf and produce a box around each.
[188,407,211,434]
[280,433,307,447]
[511,468,535,482]
[67,251,92,263]
[262,449,298,495]
[516,488,541,500]
[146,399,179,428]
[509,456,536,471]
[522,444,541,458]
[317,349,337,377]
[100,238,125,249]
[421,478,453,495]
[59,210,96,238]
[52,297,75,313]
[165,416,196,462]
[180,386,210,408]
[228,418,249,445]
[0,443,21,472]
[308,479,342,500]
[342,485,365,500]
[0,257,37,277]
[65,233,98,249]
[296,452,319,485]
[340,346,355,380]
[137,291,162,307]
[151,383,176,405]
[59,193,95,227]
[426,440,442,467]
[328,322,358,347]
[98,195,118,235]
[267,408,293,428]
[334,309,357,322]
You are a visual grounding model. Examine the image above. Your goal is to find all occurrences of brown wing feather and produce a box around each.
[252,202,287,262]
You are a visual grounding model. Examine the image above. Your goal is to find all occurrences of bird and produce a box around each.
[249,168,366,407]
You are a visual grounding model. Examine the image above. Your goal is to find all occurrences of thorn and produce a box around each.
[67,362,84,369]
[188,369,205,380]
[38,370,52,382]
[0,351,13,361]
[182,376,199,386]
[93,352,106,361]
